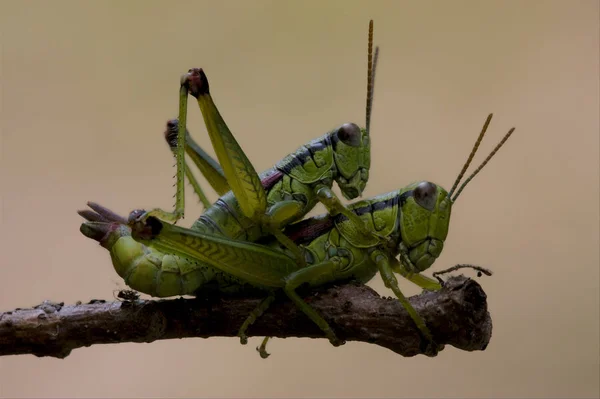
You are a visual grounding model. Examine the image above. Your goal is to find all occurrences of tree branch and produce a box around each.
[0,276,492,358]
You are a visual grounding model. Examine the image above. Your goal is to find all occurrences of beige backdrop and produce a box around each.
[1,1,598,398]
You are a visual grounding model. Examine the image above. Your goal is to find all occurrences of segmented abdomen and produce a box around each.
[108,232,254,297]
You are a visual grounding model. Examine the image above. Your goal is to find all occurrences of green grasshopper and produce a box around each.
[81,112,514,355]
[81,19,381,297]
[141,21,381,268]
[81,19,381,353]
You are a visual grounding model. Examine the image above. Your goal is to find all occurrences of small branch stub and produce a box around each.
[0,276,492,359]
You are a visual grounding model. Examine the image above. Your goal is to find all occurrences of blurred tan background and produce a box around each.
[1,0,598,397]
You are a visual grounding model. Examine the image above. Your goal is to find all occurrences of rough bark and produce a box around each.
[0,276,492,359]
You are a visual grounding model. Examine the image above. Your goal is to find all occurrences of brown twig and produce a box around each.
[0,276,492,359]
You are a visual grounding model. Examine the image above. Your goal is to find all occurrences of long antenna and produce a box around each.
[447,113,493,199]
[368,46,379,132]
[365,20,378,135]
[451,126,515,202]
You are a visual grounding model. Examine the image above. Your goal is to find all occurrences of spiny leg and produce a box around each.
[181,68,307,265]
[165,119,230,197]
[143,79,189,223]
[163,119,221,209]
[238,293,276,345]
[184,163,212,210]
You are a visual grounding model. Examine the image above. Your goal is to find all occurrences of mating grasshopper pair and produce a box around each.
[79,21,515,357]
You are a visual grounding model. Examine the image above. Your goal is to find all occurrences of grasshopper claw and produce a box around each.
[329,335,346,347]
[256,337,271,359]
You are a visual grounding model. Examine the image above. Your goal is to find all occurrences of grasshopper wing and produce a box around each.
[134,217,299,288]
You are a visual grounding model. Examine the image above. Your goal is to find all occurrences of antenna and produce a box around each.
[447,113,493,199]
[365,20,379,135]
[451,126,515,202]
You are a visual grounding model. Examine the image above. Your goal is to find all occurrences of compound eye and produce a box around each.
[337,123,362,147]
[413,181,437,211]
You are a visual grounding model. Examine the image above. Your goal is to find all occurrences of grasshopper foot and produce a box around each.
[421,339,444,357]
[414,322,442,356]
[416,326,444,357]
[327,332,345,348]
[256,337,271,359]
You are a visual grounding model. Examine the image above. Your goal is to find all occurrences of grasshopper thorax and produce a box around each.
[398,181,451,272]
[331,123,371,200]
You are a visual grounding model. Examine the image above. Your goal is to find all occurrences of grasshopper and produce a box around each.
[81,19,381,299]
[80,19,516,355]
[140,21,381,268]
[81,19,381,353]
[81,112,514,355]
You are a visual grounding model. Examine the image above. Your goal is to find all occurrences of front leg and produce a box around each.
[371,249,441,355]
[315,185,381,241]
[391,256,442,291]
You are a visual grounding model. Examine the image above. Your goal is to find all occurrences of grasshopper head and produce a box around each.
[398,182,451,272]
[333,23,379,200]
[399,114,516,272]
[332,123,371,200]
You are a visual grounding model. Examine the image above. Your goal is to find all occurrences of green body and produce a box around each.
[103,119,372,298]
[98,181,449,297]
[80,20,515,354]
[144,21,380,267]
[82,109,514,354]
[82,181,452,351]
[193,125,370,244]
